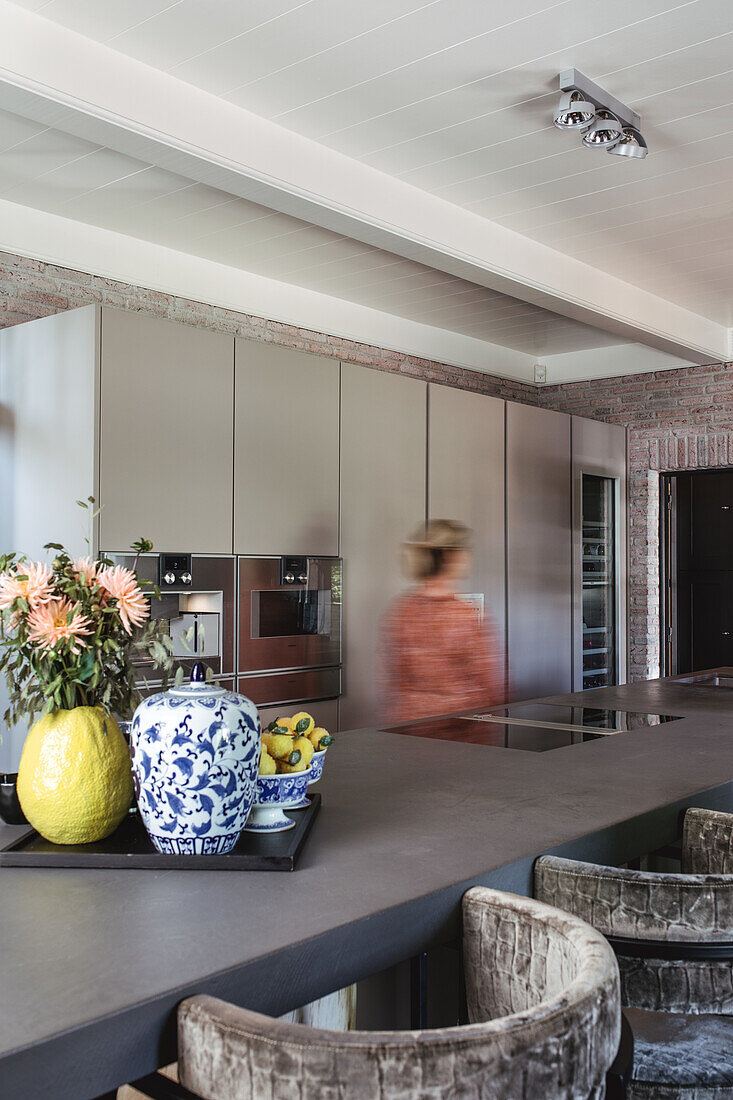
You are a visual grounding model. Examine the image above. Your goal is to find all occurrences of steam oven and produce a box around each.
[103,552,236,691]
[237,556,342,710]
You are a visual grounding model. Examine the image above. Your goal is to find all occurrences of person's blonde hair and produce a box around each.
[403,520,473,581]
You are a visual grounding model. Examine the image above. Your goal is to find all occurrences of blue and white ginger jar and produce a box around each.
[129,665,260,855]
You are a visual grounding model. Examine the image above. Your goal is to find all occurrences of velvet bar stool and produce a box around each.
[126,886,621,1100]
[535,806,733,1100]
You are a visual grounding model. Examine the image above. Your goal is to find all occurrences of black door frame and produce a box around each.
[660,466,733,676]
[659,473,676,676]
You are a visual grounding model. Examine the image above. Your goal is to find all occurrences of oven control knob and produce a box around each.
[297,572,308,584]
[284,572,295,584]
[163,571,176,585]
[180,571,192,586]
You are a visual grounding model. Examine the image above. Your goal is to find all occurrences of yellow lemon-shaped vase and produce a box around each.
[17,706,133,844]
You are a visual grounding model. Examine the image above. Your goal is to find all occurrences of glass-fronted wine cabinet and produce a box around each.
[581,473,618,689]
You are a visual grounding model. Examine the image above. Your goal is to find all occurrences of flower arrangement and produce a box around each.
[0,532,174,724]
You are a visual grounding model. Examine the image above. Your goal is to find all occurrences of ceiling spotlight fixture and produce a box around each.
[582,109,623,149]
[553,90,595,130]
[553,69,648,160]
[608,126,648,159]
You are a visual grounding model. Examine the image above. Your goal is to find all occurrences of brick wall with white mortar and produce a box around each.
[541,362,733,682]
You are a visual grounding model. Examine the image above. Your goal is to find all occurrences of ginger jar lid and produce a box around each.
[168,661,226,699]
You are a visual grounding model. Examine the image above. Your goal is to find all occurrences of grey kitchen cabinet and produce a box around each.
[339,364,427,731]
[99,308,234,553]
[572,415,628,691]
[234,340,340,556]
[506,402,572,701]
[0,305,100,562]
[428,383,506,665]
[0,301,630,763]
[0,307,102,774]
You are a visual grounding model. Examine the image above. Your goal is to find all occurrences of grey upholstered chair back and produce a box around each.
[535,817,733,1015]
[177,887,620,1100]
[683,807,733,874]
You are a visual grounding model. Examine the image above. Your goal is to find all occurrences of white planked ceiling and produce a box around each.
[3,0,732,366]
[0,105,623,356]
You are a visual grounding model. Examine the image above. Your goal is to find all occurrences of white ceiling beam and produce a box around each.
[0,198,538,384]
[539,343,698,386]
[0,1,728,366]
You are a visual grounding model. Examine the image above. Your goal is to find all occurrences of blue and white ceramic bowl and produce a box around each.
[309,748,327,785]
[243,768,312,833]
[130,665,260,855]
[290,748,327,810]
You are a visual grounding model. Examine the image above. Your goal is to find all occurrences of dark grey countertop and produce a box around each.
[4,676,733,1099]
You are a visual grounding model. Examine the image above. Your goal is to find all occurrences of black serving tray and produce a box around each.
[0,794,320,871]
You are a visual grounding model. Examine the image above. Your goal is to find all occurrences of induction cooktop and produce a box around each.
[476,703,682,733]
[384,704,683,753]
[384,716,605,753]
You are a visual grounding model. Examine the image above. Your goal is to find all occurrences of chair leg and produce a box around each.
[605,1012,634,1099]
[457,936,470,1025]
[410,951,428,1029]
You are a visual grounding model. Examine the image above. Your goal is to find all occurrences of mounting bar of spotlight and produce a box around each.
[559,69,640,131]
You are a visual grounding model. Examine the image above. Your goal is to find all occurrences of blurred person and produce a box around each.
[380,520,504,723]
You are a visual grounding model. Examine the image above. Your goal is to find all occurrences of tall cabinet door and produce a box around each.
[428,384,506,666]
[0,305,99,561]
[234,340,340,556]
[572,416,627,690]
[99,309,234,553]
[340,365,427,731]
[506,403,572,700]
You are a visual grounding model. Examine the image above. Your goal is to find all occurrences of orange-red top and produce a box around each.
[380,590,504,723]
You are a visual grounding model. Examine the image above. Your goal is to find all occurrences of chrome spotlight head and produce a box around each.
[608,126,648,159]
[582,109,623,148]
[553,90,595,130]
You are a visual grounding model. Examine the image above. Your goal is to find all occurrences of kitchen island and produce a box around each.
[3,675,733,1100]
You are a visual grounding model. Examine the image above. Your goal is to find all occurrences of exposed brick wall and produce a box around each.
[541,361,732,682]
[0,250,539,406]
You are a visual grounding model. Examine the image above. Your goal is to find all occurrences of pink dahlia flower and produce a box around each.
[0,561,55,611]
[97,565,149,634]
[72,556,103,586]
[27,599,92,653]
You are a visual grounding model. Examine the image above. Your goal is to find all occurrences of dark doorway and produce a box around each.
[661,469,733,675]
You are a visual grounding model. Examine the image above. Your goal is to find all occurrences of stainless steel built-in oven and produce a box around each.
[104,552,236,691]
[237,555,342,710]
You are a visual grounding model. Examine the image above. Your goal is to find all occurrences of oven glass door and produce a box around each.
[252,589,332,639]
[239,557,342,673]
